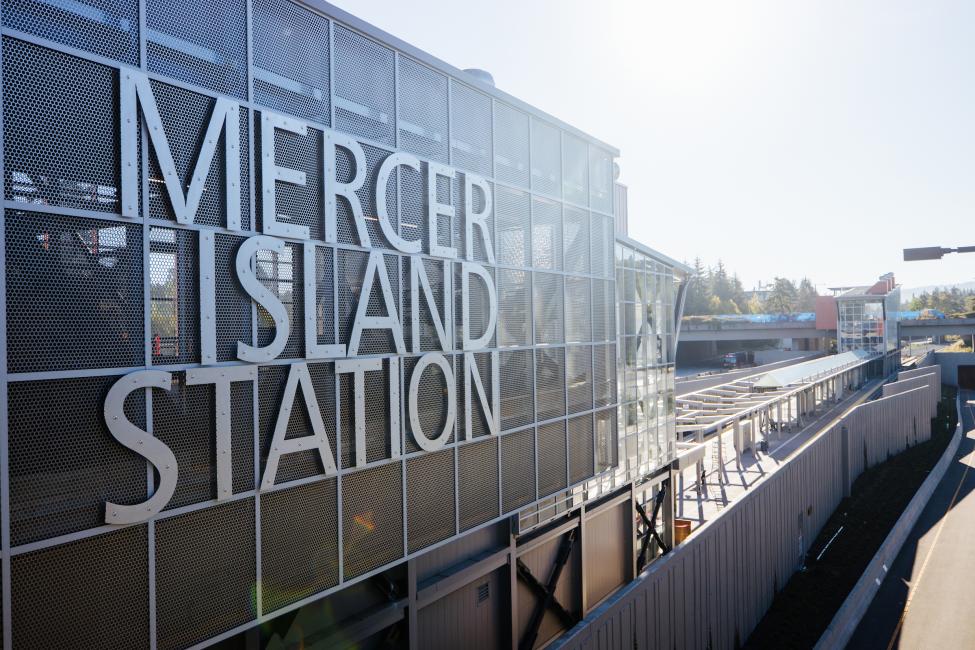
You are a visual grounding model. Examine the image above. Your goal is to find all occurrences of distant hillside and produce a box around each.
[901,281,975,302]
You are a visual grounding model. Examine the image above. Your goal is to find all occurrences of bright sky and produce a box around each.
[330,0,975,292]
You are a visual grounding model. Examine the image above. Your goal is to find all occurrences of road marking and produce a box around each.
[885,401,973,650]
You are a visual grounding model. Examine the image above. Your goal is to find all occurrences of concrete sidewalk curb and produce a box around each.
[814,394,964,650]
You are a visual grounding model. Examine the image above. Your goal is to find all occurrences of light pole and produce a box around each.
[903,246,975,261]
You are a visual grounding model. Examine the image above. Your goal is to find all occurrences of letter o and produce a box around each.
[408,352,456,451]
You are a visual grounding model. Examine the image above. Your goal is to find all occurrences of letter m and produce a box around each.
[120,70,241,229]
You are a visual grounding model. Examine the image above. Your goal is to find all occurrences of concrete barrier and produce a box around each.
[814,394,963,650]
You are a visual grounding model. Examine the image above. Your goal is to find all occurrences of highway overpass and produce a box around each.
[900,317,975,339]
[680,320,832,342]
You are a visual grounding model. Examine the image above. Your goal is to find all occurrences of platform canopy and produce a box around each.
[753,350,874,389]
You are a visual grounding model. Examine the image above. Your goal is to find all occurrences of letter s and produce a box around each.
[104,370,179,525]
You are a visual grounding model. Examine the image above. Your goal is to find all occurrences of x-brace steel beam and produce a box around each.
[517,528,578,650]
[636,484,670,573]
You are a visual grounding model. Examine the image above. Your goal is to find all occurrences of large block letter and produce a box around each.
[464,173,495,263]
[461,262,498,350]
[408,353,456,452]
[464,351,499,439]
[375,152,422,253]
[324,129,370,246]
[303,242,346,359]
[236,235,291,362]
[261,362,337,489]
[120,69,241,228]
[409,256,452,353]
[336,357,401,467]
[348,250,406,356]
[260,111,310,239]
[427,162,458,259]
[186,365,257,500]
[105,370,178,524]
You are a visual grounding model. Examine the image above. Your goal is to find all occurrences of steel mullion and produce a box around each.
[0,0,11,645]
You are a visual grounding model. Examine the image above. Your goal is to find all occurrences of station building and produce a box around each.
[0,1,688,648]
[832,273,900,355]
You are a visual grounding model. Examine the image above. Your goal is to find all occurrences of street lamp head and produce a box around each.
[903,246,948,261]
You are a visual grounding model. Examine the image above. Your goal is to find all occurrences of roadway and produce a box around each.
[848,390,975,649]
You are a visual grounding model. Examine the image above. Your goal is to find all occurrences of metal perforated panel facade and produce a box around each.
[0,1,644,646]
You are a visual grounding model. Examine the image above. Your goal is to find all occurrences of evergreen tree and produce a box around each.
[797,278,818,311]
[766,277,798,314]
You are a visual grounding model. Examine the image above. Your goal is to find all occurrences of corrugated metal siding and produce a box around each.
[555,371,939,650]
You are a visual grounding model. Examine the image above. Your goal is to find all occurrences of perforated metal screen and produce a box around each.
[0,1,629,646]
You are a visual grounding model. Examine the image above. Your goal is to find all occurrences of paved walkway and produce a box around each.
[849,390,975,649]
[675,380,882,528]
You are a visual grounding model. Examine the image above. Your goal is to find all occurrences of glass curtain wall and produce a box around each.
[615,241,678,483]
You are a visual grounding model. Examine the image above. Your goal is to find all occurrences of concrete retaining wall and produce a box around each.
[931,352,975,387]
[554,368,941,650]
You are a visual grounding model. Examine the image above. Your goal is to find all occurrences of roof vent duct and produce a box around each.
[464,68,495,87]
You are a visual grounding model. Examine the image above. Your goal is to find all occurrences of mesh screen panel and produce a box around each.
[404,354,454,454]
[595,408,618,472]
[11,525,149,649]
[146,0,248,98]
[496,185,531,268]
[147,79,250,230]
[500,350,533,431]
[3,38,122,214]
[403,257,449,352]
[455,264,496,349]
[9,376,146,545]
[592,278,616,342]
[589,147,614,214]
[259,362,336,484]
[6,211,143,372]
[215,233,253,362]
[594,343,617,408]
[564,276,592,344]
[531,197,562,271]
[4,0,139,64]
[261,478,339,613]
[252,0,331,124]
[155,498,256,650]
[335,142,398,248]
[255,242,304,359]
[342,461,404,579]
[568,414,595,484]
[340,359,395,466]
[334,25,395,145]
[530,119,560,197]
[458,438,499,531]
[537,420,567,498]
[566,345,593,415]
[458,351,495,441]
[562,134,588,206]
[533,272,564,345]
[500,429,535,513]
[494,102,530,188]
[406,449,455,552]
[591,215,614,278]
[398,56,448,163]
[535,347,566,422]
[497,268,530,348]
[338,249,401,354]
[150,227,200,365]
[155,372,254,509]
[450,81,492,176]
[563,206,590,274]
